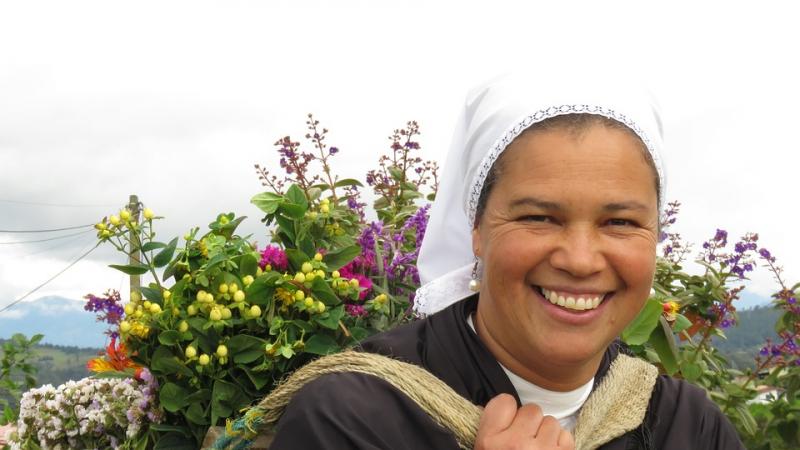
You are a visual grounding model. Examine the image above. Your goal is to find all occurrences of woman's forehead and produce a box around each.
[494,125,660,205]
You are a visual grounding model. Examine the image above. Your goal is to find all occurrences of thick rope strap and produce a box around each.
[213,351,481,450]
[573,354,659,450]
[214,351,658,450]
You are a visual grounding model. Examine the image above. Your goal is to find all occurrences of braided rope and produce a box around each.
[214,351,481,449]
[213,351,657,450]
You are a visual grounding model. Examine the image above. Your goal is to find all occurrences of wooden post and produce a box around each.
[128,194,141,294]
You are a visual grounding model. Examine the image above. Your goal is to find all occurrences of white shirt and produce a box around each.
[466,315,593,432]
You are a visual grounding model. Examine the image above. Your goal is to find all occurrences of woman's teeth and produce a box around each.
[540,288,605,311]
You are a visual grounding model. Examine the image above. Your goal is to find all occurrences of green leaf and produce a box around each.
[109,263,149,275]
[159,382,189,412]
[153,432,196,450]
[315,305,344,330]
[621,299,663,345]
[322,245,362,271]
[275,214,296,243]
[279,202,307,219]
[246,272,279,306]
[243,367,272,390]
[680,361,702,381]
[153,237,179,268]
[350,327,370,342]
[184,402,208,425]
[304,334,339,355]
[140,286,163,302]
[285,184,309,210]
[388,166,405,181]
[298,234,316,260]
[334,178,364,188]
[672,313,692,333]
[211,379,249,426]
[226,334,267,356]
[158,330,182,346]
[650,316,680,375]
[251,192,283,214]
[311,277,339,305]
[239,253,258,277]
[734,404,758,436]
[141,241,167,252]
[286,248,310,270]
[151,346,193,377]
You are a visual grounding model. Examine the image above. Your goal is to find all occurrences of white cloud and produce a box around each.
[1,1,799,314]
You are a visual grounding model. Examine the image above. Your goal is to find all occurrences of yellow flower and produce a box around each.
[275,288,293,305]
[143,208,155,220]
[120,209,131,221]
[198,354,210,366]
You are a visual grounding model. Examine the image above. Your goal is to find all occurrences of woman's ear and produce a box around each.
[472,226,482,258]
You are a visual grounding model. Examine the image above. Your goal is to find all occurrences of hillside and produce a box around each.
[0,296,109,348]
[712,305,782,369]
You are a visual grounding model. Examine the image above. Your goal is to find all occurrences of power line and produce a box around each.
[0,241,101,315]
[0,224,94,233]
[0,198,117,208]
[0,229,94,245]
[19,233,97,258]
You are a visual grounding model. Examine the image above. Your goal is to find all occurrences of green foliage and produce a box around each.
[0,333,42,425]
[620,212,799,447]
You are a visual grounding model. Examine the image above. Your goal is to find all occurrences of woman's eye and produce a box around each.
[607,218,636,227]
[520,215,553,223]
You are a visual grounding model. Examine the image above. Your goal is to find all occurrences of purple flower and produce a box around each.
[714,229,728,243]
[329,146,339,154]
[759,248,772,260]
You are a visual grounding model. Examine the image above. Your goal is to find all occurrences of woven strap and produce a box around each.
[214,351,658,450]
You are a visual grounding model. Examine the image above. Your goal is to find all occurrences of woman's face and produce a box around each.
[472,123,659,391]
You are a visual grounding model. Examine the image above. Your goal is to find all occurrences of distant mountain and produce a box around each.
[0,296,108,348]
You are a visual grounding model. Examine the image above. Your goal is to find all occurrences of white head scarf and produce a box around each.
[414,73,666,316]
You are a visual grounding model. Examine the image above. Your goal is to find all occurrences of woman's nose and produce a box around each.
[548,226,607,278]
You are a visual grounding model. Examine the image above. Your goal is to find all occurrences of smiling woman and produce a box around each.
[267,74,745,450]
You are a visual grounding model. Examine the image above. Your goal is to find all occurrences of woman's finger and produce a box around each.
[477,394,519,438]
[532,415,561,443]
[558,428,575,449]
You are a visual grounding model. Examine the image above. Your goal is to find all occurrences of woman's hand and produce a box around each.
[474,394,575,450]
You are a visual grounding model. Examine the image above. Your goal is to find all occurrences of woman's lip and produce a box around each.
[535,285,612,297]
[530,285,612,324]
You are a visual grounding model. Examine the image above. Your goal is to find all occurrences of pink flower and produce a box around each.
[345,304,368,317]
[339,263,373,300]
[259,245,288,271]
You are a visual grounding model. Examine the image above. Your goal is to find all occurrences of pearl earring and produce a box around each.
[469,258,481,292]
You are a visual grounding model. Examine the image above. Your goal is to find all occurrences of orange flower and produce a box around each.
[87,337,142,377]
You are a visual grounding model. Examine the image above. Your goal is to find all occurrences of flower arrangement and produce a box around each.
[25,116,438,447]
[8,370,161,450]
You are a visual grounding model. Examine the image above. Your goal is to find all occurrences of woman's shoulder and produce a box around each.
[269,370,460,449]
[646,375,745,449]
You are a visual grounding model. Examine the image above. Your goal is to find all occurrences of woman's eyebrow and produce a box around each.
[509,197,562,211]
[508,198,651,212]
[603,201,651,212]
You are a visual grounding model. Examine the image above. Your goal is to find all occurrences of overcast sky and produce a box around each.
[1,1,798,321]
